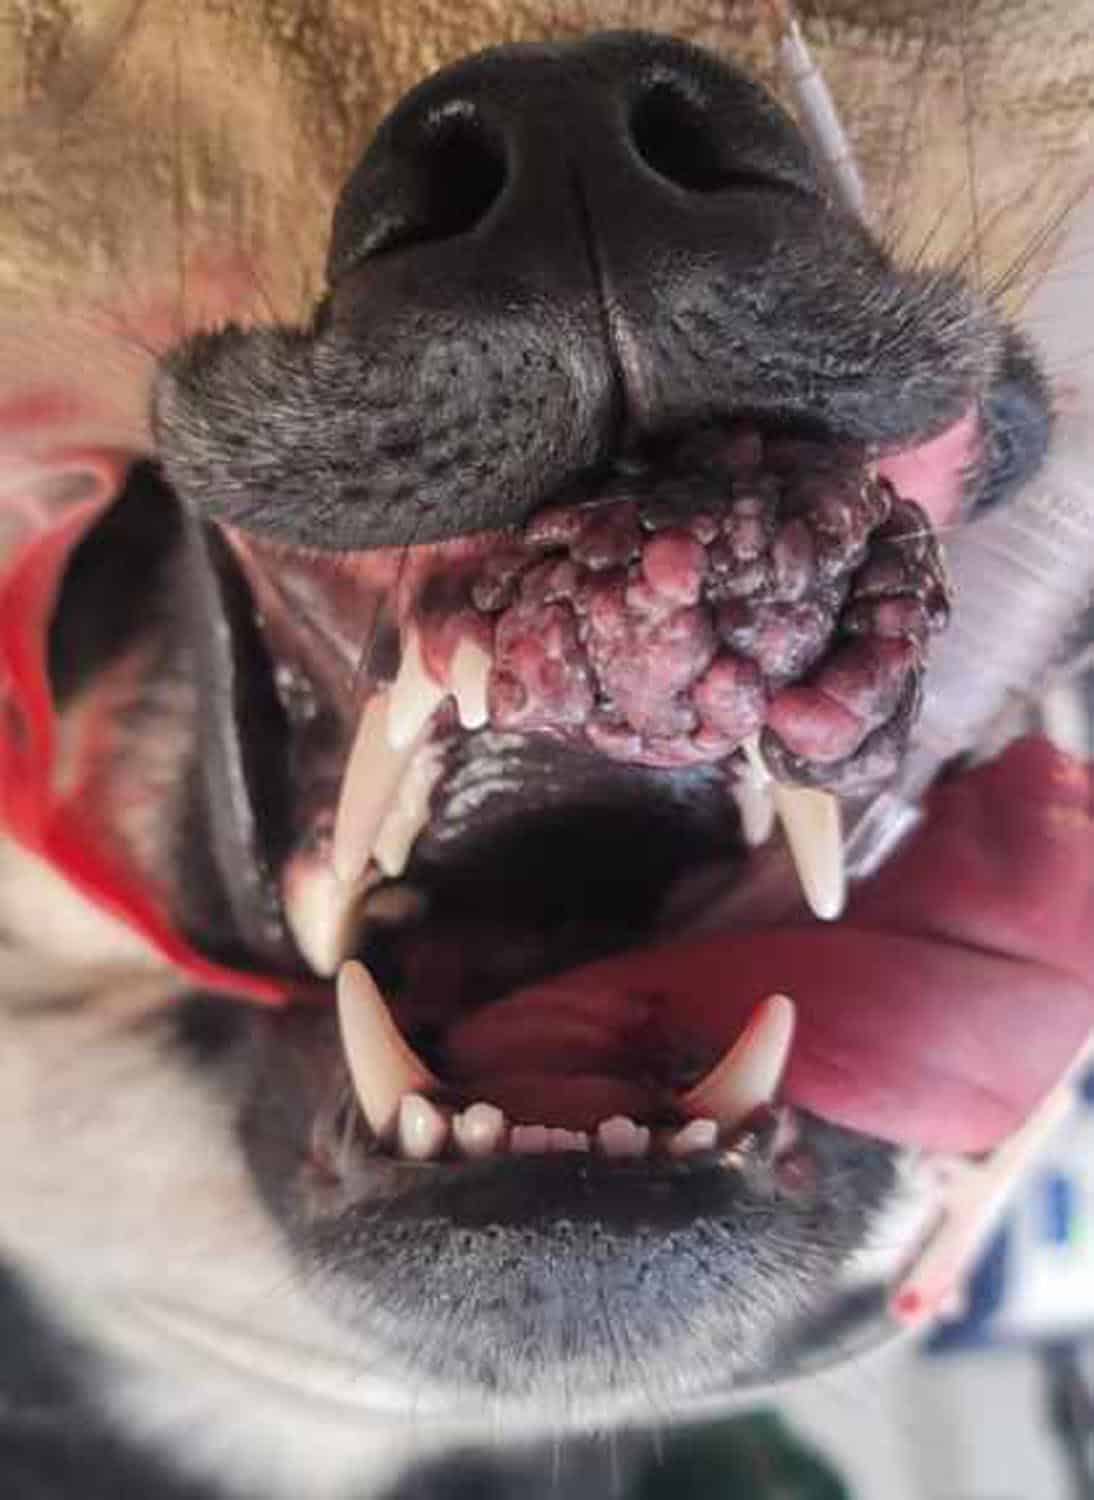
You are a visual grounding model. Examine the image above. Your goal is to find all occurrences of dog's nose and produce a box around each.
[328,31,816,287]
[319,33,823,536]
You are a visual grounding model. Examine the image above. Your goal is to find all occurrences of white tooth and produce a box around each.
[449,637,492,730]
[336,960,438,1141]
[332,627,446,884]
[772,783,846,921]
[667,1118,720,1158]
[397,1093,450,1161]
[284,864,373,978]
[386,628,449,749]
[372,742,445,879]
[733,778,776,847]
[680,993,796,1131]
[596,1116,652,1159]
[510,1124,552,1155]
[453,1102,508,1159]
[548,1128,590,1153]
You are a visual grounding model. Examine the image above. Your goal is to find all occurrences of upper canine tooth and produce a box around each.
[332,627,447,884]
[449,637,492,730]
[336,960,438,1141]
[741,737,845,920]
[372,742,446,879]
[772,783,846,921]
[680,993,796,1131]
[283,859,373,977]
[386,628,449,748]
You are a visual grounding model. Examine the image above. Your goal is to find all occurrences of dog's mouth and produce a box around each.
[1,391,1088,1396]
[157,413,1083,1183]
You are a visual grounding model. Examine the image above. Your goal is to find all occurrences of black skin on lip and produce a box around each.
[41,31,1052,1412]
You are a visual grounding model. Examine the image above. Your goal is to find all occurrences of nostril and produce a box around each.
[374,104,508,257]
[629,82,728,193]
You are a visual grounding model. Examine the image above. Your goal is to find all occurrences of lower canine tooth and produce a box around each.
[397,1093,449,1161]
[596,1116,651,1158]
[453,1102,508,1158]
[680,993,796,1131]
[772,784,846,921]
[336,961,438,1141]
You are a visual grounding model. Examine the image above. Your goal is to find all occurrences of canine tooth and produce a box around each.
[596,1116,652,1158]
[771,783,846,921]
[733,778,776,847]
[449,637,492,730]
[386,628,449,750]
[397,1093,450,1161]
[510,1124,552,1155]
[372,741,445,879]
[742,736,845,916]
[332,627,446,884]
[453,1102,508,1159]
[667,1118,720,1157]
[336,961,438,1141]
[284,864,371,977]
[680,994,796,1131]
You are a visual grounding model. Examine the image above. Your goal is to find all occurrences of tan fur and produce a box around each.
[2,0,1093,328]
[0,4,1091,1495]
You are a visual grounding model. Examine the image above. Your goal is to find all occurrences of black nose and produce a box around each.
[328,31,817,283]
[313,32,823,543]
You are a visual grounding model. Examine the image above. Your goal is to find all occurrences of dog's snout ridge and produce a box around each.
[154,31,990,552]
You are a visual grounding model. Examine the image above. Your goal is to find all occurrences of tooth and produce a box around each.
[453,1101,508,1159]
[741,737,845,920]
[372,742,445,879]
[667,1118,720,1157]
[510,1124,552,1155]
[336,960,438,1141]
[596,1116,652,1158]
[771,783,846,921]
[680,993,796,1131]
[397,1093,450,1161]
[449,637,492,730]
[332,627,446,884]
[548,1128,590,1153]
[733,778,776,847]
[386,628,449,749]
[284,863,373,977]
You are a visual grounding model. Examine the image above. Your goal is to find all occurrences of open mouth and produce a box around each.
[192,417,1004,1167]
[1,315,1088,1414]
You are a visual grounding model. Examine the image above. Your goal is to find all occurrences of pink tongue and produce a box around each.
[472,740,1092,1153]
